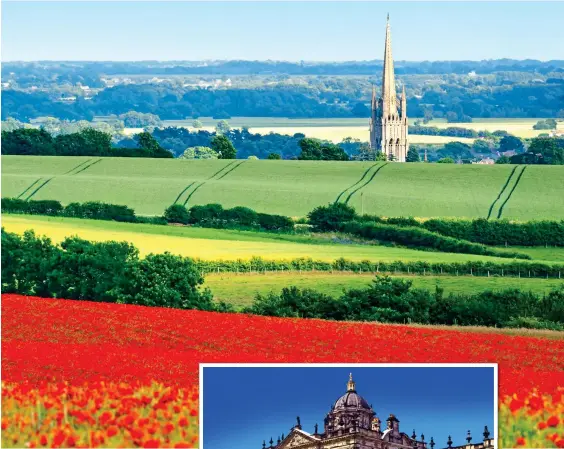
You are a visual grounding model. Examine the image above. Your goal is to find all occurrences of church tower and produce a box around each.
[369,15,409,162]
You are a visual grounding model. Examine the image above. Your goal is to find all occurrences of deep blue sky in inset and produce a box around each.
[202,366,495,449]
[2,1,563,61]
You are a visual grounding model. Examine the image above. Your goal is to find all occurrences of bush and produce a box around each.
[64,201,136,222]
[244,275,564,329]
[164,204,190,225]
[188,203,224,224]
[308,203,358,232]
[2,198,64,215]
[243,286,342,319]
[221,206,259,226]
[115,252,214,310]
[342,221,530,259]
[257,213,294,232]
[1,228,216,311]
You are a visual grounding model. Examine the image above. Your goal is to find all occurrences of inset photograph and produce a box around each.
[201,364,497,449]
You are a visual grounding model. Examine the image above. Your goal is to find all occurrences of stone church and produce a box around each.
[368,15,409,162]
[261,374,495,449]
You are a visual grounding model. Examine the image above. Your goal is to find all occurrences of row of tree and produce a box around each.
[1,128,173,158]
[246,276,564,329]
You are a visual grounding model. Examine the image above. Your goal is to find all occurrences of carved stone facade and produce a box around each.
[261,374,495,449]
[369,15,409,162]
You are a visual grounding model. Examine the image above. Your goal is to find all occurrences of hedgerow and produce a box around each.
[342,221,530,260]
[243,275,564,330]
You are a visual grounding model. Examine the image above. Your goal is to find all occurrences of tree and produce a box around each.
[136,132,173,158]
[211,135,236,159]
[298,138,323,160]
[406,146,421,162]
[472,139,494,154]
[438,142,473,160]
[298,138,349,161]
[437,157,455,163]
[375,151,387,161]
[499,135,524,153]
[192,119,203,129]
[248,155,258,160]
[119,111,162,128]
[115,252,214,310]
[267,152,282,160]
[1,128,55,155]
[533,119,557,130]
[307,203,357,232]
[495,155,511,164]
[179,146,218,160]
[526,137,563,165]
[164,204,190,224]
[215,120,230,134]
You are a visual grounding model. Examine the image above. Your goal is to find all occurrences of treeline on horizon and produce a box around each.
[3,59,564,78]
[3,82,563,122]
[3,125,564,163]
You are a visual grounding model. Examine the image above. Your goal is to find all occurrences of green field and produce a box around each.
[3,156,564,220]
[6,214,550,264]
[204,272,564,307]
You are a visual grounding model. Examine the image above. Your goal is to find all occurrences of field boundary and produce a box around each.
[334,163,379,203]
[487,165,519,220]
[345,163,388,204]
[497,166,528,219]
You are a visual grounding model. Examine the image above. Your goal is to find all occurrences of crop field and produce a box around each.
[3,156,564,220]
[2,214,537,264]
[2,295,563,448]
[117,117,562,139]
[204,272,564,307]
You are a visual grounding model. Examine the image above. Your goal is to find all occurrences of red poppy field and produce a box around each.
[2,294,563,448]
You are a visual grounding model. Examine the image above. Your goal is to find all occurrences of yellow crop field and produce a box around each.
[2,214,522,264]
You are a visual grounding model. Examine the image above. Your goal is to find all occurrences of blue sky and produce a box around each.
[2,1,563,61]
[202,366,495,449]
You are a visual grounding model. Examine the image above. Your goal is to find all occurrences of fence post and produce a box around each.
[470,268,473,276]
[487,271,490,277]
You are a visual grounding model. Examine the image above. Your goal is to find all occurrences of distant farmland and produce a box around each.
[113,117,562,142]
[2,156,564,220]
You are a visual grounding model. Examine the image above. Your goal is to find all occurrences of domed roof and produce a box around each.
[334,391,371,410]
[332,373,371,411]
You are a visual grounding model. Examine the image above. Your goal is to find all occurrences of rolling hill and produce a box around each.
[2,156,564,220]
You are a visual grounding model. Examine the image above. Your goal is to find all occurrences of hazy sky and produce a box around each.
[203,366,495,449]
[2,1,563,62]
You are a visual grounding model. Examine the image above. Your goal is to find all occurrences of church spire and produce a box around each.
[382,14,398,115]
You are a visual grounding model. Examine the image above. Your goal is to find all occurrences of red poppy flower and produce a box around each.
[548,416,560,427]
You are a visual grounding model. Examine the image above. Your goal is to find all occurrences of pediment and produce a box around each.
[278,429,320,448]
